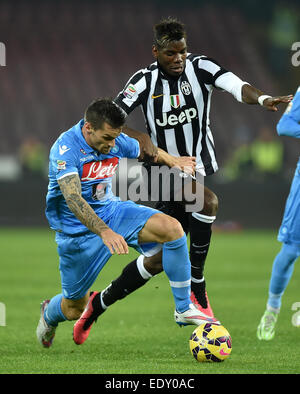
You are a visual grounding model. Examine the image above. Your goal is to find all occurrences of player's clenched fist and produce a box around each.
[100,228,129,255]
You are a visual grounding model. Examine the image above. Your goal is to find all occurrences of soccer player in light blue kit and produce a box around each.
[36,98,218,348]
[257,86,300,340]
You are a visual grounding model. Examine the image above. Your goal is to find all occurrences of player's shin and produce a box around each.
[101,256,152,308]
[162,234,191,313]
[188,213,216,315]
[268,243,300,310]
[189,213,215,281]
[44,294,67,327]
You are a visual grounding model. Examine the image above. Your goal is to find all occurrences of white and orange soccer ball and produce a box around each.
[189,323,232,362]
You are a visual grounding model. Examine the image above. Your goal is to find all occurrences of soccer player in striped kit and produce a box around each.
[257,86,300,340]
[73,18,292,334]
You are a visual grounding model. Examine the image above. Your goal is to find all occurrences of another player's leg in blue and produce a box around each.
[162,234,191,313]
[43,294,66,326]
[161,233,219,326]
[268,243,300,310]
[257,242,300,340]
[257,161,300,341]
[37,230,110,348]
[36,292,91,347]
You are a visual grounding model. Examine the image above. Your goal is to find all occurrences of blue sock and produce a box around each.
[162,234,191,313]
[44,294,67,327]
[268,243,300,310]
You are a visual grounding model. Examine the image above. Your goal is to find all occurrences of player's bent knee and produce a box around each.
[160,215,184,242]
[203,189,218,216]
[282,242,300,262]
[140,213,184,244]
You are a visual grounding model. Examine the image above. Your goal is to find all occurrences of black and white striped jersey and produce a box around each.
[115,53,248,176]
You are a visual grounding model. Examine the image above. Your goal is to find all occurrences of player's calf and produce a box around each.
[61,293,90,321]
[144,251,163,275]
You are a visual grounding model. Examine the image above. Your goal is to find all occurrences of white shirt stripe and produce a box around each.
[115,53,245,176]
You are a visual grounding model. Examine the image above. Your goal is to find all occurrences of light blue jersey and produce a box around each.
[45,119,160,299]
[41,112,192,318]
[46,119,140,235]
[256,87,300,317]
[277,86,300,138]
[276,86,300,243]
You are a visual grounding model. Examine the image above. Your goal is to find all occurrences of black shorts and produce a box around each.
[142,163,204,233]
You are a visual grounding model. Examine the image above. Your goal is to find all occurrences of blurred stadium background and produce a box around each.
[0,0,299,229]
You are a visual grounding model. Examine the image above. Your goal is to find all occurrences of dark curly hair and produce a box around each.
[153,17,186,49]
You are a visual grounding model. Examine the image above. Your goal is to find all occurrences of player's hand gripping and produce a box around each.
[172,156,196,175]
[156,148,196,175]
[262,95,293,111]
[100,228,129,255]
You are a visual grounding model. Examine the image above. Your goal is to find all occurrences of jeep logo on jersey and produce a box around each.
[156,107,197,127]
[81,157,119,181]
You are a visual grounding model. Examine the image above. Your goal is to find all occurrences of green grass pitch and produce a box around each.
[0,228,299,374]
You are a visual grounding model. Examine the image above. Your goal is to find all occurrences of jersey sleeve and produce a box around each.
[49,139,79,181]
[214,72,249,102]
[114,68,149,115]
[195,56,229,87]
[116,133,140,159]
[195,56,249,102]
[277,87,300,138]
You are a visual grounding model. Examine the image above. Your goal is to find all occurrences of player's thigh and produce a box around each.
[278,166,300,243]
[138,212,184,244]
[109,200,160,242]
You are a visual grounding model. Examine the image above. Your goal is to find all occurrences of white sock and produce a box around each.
[191,276,205,284]
[136,255,153,280]
[266,304,280,314]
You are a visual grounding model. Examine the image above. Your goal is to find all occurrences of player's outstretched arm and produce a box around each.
[58,174,128,255]
[242,84,293,111]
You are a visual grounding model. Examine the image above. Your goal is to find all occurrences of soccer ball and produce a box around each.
[189,323,232,362]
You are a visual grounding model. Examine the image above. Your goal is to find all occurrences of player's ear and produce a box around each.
[152,45,158,59]
[85,122,94,135]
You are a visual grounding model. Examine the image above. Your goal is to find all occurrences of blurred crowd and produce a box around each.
[0,0,299,182]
